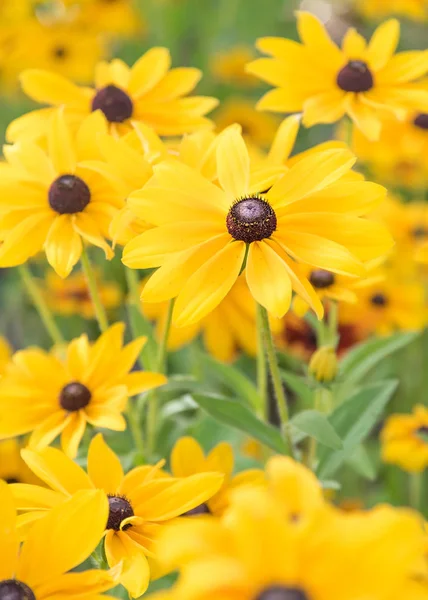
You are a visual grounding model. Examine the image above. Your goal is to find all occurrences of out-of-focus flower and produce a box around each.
[248,13,428,140]
[211,45,260,87]
[44,269,122,319]
[0,323,166,457]
[381,405,428,472]
[0,336,12,374]
[357,0,427,21]
[0,439,41,485]
[77,0,145,38]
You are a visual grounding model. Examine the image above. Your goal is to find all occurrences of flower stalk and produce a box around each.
[80,246,109,333]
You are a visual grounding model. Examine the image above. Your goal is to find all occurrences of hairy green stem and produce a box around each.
[80,247,108,333]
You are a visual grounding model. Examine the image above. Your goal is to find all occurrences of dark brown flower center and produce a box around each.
[417,426,428,442]
[337,60,373,92]
[48,175,91,215]
[92,85,134,123]
[256,586,309,600]
[413,113,428,130]
[60,382,91,412]
[0,580,36,600]
[411,225,428,239]
[5,477,19,484]
[309,269,335,289]
[370,293,388,307]
[226,196,276,243]
[107,495,134,530]
[53,45,68,60]
[183,503,211,516]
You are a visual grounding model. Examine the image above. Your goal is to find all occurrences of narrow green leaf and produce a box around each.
[127,303,157,371]
[192,392,288,454]
[345,445,377,481]
[291,410,342,450]
[280,370,314,406]
[317,380,398,479]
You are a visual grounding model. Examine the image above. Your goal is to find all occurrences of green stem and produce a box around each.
[258,304,295,457]
[19,264,64,346]
[327,301,339,348]
[145,298,175,457]
[409,472,422,510]
[80,246,108,333]
[127,398,145,462]
[256,304,268,419]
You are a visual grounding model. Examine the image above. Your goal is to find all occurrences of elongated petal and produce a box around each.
[342,28,367,57]
[302,90,347,127]
[48,110,76,174]
[366,19,399,71]
[345,95,381,141]
[296,11,343,71]
[267,115,300,164]
[20,70,90,107]
[124,371,167,396]
[28,411,68,451]
[10,483,63,510]
[216,126,250,198]
[376,50,428,84]
[171,437,206,478]
[87,434,124,493]
[129,48,171,97]
[105,530,150,598]
[256,86,308,112]
[4,141,54,184]
[143,67,202,102]
[0,213,52,267]
[60,411,87,459]
[35,566,120,599]
[45,215,82,278]
[0,481,19,579]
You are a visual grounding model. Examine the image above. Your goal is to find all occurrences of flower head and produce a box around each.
[11,434,224,597]
[247,13,428,140]
[0,322,166,457]
[122,126,391,326]
[381,405,428,472]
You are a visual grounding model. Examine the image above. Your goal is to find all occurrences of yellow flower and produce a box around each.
[170,436,264,516]
[0,336,11,374]
[309,345,339,383]
[0,110,122,278]
[11,434,224,597]
[8,48,218,142]
[210,45,259,87]
[0,439,41,485]
[77,0,145,38]
[142,275,280,362]
[155,471,426,600]
[122,126,391,327]
[381,405,428,472]
[0,322,166,457]
[0,482,119,600]
[247,13,428,140]
[44,268,122,319]
[357,0,427,20]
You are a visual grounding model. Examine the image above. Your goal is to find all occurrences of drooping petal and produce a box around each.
[35,566,120,599]
[88,433,124,493]
[104,530,150,598]
[44,215,83,278]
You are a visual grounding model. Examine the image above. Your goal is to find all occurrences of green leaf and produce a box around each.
[338,332,418,386]
[200,353,261,412]
[317,380,398,479]
[280,370,314,406]
[345,445,377,481]
[290,410,342,450]
[192,392,288,454]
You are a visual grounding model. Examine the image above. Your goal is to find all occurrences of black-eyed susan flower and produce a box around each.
[11,433,224,597]
[122,126,391,326]
[247,13,428,140]
[0,481,119,600]
[0,439,41,485]
[155,465,427,600]
[170,436,264,516]
[381,405,428,472]
[210,45,259,88]
[0,322,166,457]
[0,110,122,278]
[8,49,218,142]
[44,268,122,319]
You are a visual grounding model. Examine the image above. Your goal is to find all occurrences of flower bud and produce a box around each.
[309,346,338,383]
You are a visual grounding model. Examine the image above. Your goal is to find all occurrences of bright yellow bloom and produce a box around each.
[122,126,391,327]
[0,110,122,278]
[11,434,224,597]
[357,0,427,20]
[0,439,41,485]
[309,345,339,383]
[381,405,428,472]
[0,482,119,600]
[0,336,11,374]
[247,13,428,140]
[210,45,260,87]
[0,322,166,457]
[44,268,122,319]
[155,461,427,600]
[8,49,218,142]
[170,437,264,516]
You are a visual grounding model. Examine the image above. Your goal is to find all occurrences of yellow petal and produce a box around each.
[0,213,53,268]
[171,437,206,478]
[35,565,120,599]
[75,111,108,161]
[345,95,381,141]
[19,70,90,108]
[0,480,19,579]
[366,19,399,71]
[376,50,428,84]
[256,86,308,113]
[129,47,171,98]
[28,411,68,451]
[4,140,54,184]
[48,109,77,174]
[124,371,167,396]
[216,126,250,198]
[143,67,202,102]
[342,28,367,58]
[267,115,300,164]
[296,11,343,71]
[105,530,150,598]
[60,411,87,458]
[302,90,347,127]
[206,442,234,478]
[73,213,113,259]
[88,433,124,493]
[10,483,63,510]
[44,215,82,278]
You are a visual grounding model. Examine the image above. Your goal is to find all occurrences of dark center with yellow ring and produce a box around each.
[107,495,134,531]
[309,269,335,289]
[370,293,388,307]
[0,580,36,600]
[413,113,428,129]
[337,60,373,93]
[60,382,92,412]
[92,85,134,123]
[226,196,276,243]
[256,586,309,600]
[48,175,91,215]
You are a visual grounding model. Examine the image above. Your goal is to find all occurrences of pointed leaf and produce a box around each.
[291,409,343,450]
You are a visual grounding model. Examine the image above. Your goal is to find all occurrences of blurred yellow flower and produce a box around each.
[248,13,428,140]
[357,0,427,20]
[0,438,41,485]
[11,434,223,597]
[211,45,259,87]
[0,336,11,374]
[0,322,166,457]
[44,269,122,319]
[381,405,428,472]
[77,0,145,38]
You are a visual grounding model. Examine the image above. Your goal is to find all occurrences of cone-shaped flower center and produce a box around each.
[107,495,134,530]
[0,580,36,600]
[337,60,373,92]
[183,502,211,516]
[413,113,428,129]
[92,85,134,123]
[48,175,91,215]
[60,382,92,411]
[256,586,309,600]
[309,269,335,289]
[227,196,277,243]
[370,293,388,307]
